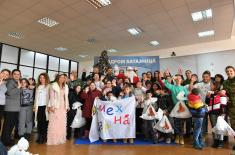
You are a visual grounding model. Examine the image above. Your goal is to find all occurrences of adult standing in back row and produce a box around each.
[222,66,235,151]
[1,69,21,146]
[0,69,11,134]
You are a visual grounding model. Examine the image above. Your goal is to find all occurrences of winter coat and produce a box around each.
[81,89,101,118]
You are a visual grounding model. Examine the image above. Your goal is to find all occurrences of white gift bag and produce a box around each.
[220,97,227,105]
[154,115,174,133]
[140,105,163,120]
[170,101,192,118]
[71,102,86,128]
[212,116,235,136]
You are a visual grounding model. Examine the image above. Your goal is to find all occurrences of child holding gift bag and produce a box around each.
[206,78,227,148]
[164,74,189,145]
[140,90,158,142]
[154,86,174,144]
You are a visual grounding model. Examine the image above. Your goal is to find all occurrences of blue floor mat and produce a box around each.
[74,138,176,146]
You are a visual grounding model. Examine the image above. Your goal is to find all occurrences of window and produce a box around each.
[0,43,79,80]
[34,68,47,80]
[70,61,78,72]
[48,70,58,82]
[59,59,69,72]
[20,49,34,66]
[48,56,59,71]
[35,53,47,69]
[1,45,18,63]
[0,63,17,71]
[19,66,33,78]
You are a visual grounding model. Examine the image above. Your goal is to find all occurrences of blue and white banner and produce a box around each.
[94,56,160,75]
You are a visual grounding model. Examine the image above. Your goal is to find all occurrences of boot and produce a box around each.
[42,134,47,143]
[212,139,219,148]
[179,136,184,145]
[175,135,180,144]
[36,134,41,143]
[223,136,228,142]
[38,135,44,144]
[82,130,89,139]
[217,140,224,148]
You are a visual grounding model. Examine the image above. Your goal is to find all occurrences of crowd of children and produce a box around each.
[0,65,235,152]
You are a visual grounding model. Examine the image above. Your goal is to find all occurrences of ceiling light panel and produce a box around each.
[8,32,24,39]
[55,47,68,52]
[86,0,111,9]
[37,17,59,27]
[191,9,212,22]
[198,30,215,37]
[127,27,143,36]
[149,40,160,46]
[107,49,118,53]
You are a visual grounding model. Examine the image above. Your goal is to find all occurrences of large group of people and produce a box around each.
[0,64,235,152]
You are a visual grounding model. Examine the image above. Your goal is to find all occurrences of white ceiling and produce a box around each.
[0,0,233,61]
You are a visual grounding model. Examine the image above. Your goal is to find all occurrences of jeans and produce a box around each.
[192,117,203,145]
[174,118,186,136]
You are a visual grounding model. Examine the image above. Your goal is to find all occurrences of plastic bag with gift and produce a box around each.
[154,115,174,134]
[170,101,192,118]
[71,102,86,128]
[140,105,163,120]
[170,91,191,118]
[8,137,38,155]
[212,116,235,136]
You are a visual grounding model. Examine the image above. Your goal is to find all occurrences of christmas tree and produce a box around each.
[94,50,111,75]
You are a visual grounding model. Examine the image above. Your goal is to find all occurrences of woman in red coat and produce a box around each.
[81,82,101,138]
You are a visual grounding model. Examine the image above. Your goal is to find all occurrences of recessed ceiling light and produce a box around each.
[127,27,143,36]
[149,41,160,46]
[54,47,68,52]
[191,8,212,22]
[86,0,111,9]
[198,30,215,37]
[8,32,24,39]
[37,17,59,27]
[79,55,88,58]
[107,49,118,53]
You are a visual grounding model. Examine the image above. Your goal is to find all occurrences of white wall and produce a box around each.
[160,50,235,79]
[79,38,235,79]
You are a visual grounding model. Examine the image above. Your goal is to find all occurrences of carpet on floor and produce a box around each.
[74,137,176,146]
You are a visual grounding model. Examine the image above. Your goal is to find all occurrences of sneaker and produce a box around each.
[166,138,171,144]
[175,135,180,144]
[212,140,219,148]
[103,140,107,143]
[123,139,127,143]
[158,137,165,142]
[113,139,117,143]
[194,144,203,150]
[179,136,184,145]
[217,140,224,149]
[129,139,134,144]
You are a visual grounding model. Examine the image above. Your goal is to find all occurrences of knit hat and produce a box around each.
[188,92,204,109]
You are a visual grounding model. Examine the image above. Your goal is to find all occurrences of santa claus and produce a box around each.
[125,66,139,85]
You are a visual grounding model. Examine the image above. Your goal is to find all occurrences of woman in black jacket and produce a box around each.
[67,85,84,139]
